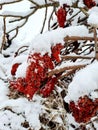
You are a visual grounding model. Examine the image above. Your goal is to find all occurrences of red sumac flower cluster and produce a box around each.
[56,7,67,28]
[10,43,63,99]
[83,0,96,8]
[69,95,98,123]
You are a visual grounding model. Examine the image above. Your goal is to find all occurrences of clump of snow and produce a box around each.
[78,0,85,8]
[0,80,9,102]
[30,25,92,55]
[15,61,28,78]
[59,0,77,6]
[11,55,28,64]
[64,61,98,103]
[88,7,98,27]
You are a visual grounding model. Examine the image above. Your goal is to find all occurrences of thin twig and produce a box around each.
[40,0,48,33]
[48,7,55,30]
[14,46,28,57]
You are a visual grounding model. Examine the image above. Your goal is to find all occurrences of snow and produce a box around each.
[0,0,20,3]
[15,61,28,78]
[0,93,44,130]
[59,0,77,6]
[88,7,98,27]
[64,61,98,103]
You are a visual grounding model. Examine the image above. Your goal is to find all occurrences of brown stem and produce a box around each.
[48,64,87,77]
[59,69,76,80]
[61,55,94,60]
[1,17,6,51]
[94,27,98,60]
[64,36,98,41]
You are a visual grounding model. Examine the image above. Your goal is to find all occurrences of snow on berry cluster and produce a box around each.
[10,43,63,99]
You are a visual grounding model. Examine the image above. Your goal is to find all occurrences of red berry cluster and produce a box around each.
[83,0,96,8]
[56,7,67,28]
[69,95,98,123]
[10,44,63,99]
